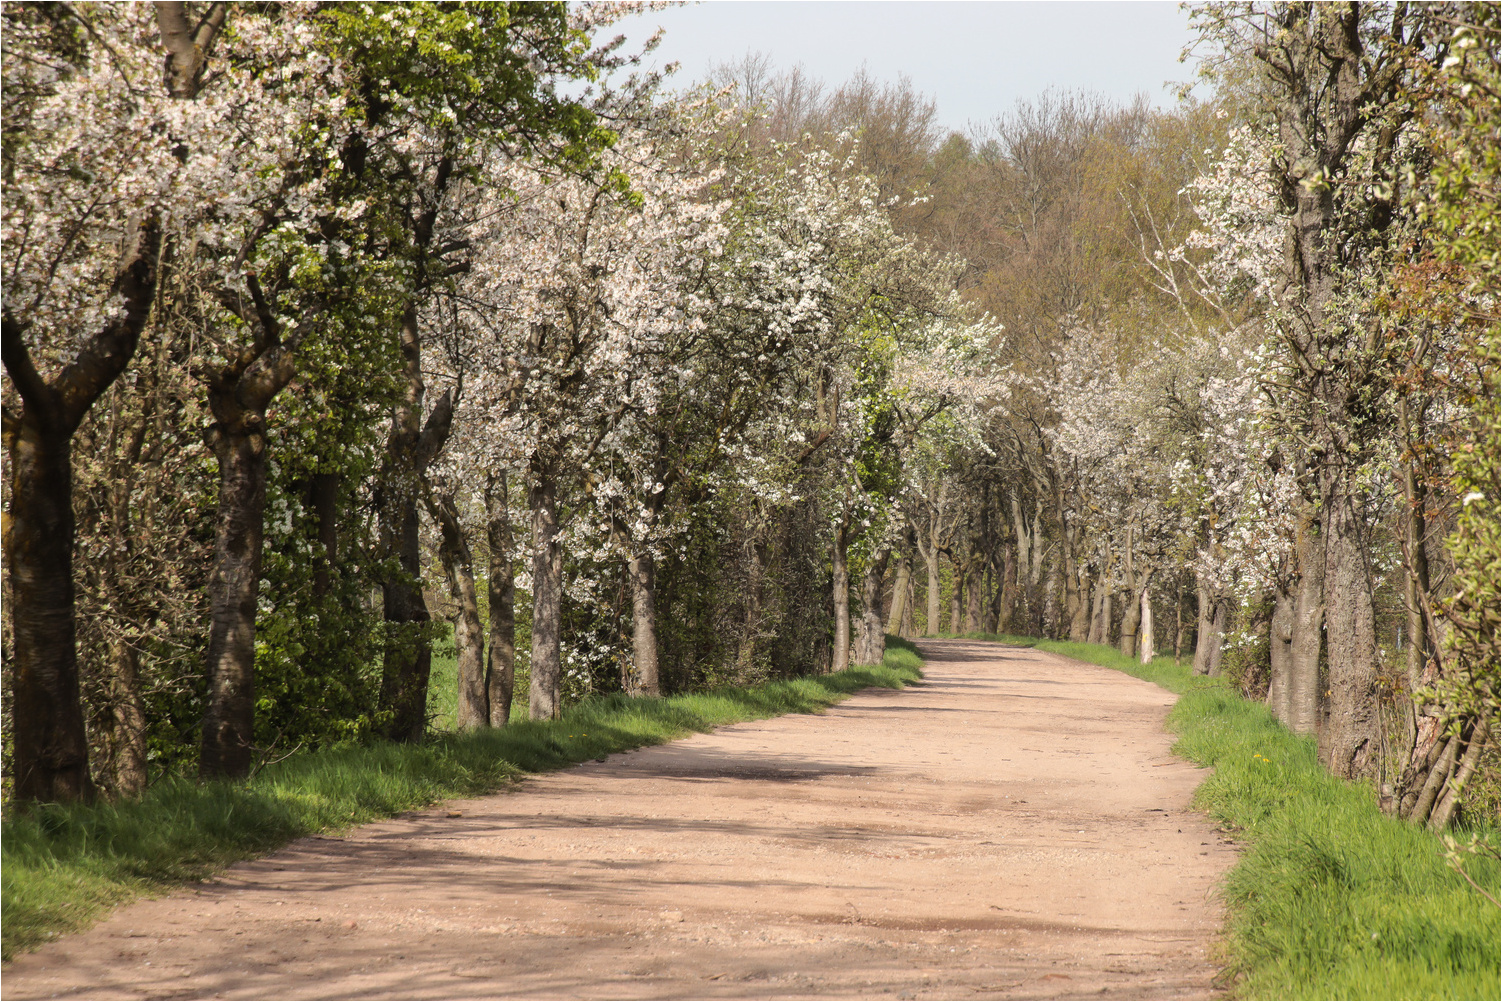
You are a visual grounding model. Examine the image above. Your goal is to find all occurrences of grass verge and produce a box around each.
[2,639,923,962]
[961,633,1500,1000]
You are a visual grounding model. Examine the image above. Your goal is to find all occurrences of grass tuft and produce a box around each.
[968,633,1500,1001]
[2,639,922,961]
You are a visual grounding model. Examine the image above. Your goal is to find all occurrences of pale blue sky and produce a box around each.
[611,1,1203,134]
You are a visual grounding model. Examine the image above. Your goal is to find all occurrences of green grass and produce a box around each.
[1,639,922,962]
[965,633,1501,1001]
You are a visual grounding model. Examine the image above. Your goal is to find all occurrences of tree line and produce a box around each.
[3,1,1497,833]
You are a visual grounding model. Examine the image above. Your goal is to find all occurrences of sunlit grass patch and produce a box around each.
[2,638,921,961]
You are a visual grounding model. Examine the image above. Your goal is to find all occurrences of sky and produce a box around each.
[610,1,1205,135]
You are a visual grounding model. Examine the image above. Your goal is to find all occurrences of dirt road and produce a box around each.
[3,640,1237,1000]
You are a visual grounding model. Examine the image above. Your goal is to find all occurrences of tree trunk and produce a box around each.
[198,297,307,779]
[923,542,941,636]
[900,557,915,639]
[628,551,660,695]
[529,470,562,719]
[1269,577,1295,726]
[485,473,515,727]
[1192,575,1223,677]
[1173,578,1185,665]
[1139,578,1154,663]
[1320,487,1381,781]
[831,522,851,672]
[1119,583,1142,659]
[199,422,270,779]
[947,555,964,635]
[4,418,97,803]
[1430,720,1488,831]
[103,636,150,795]
[1287,515,1325,737]
[964,561,984,634]
[429,491,486,730]
[855,548,890,665]
[2,222,159,803]
[886,550,911,636]
[1088,545,1111,645]
[377,309,452,742]
[310,472,339,597]
[1118,526,1138,657]
[998,533,1017,634]
[379,486,432,742]
[1070,562,1092,643]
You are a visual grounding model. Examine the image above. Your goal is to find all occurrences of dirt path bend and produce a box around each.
[3,640,1237,1001]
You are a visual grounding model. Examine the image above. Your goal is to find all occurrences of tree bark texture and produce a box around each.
[310,472,339,597]
[886,550,911,636]
[1118,526,1138,658]
[628,552,660,695]
[429,491,487,730]
[1269,578,1296,726]
[4,419,97,802]
[199,422,269,779]
[529,472,562,719]
[947,557,964,636]
[485,473,516,727]
[831,523,851,672]
[1319,489,1381,780]
[1287,519,1325,737]
[923,541,941,636]
[855,548,890,665]
[1192,575,1226,678]
[102,637,150,796]
[964,561,984,635]
[2,222,159,803]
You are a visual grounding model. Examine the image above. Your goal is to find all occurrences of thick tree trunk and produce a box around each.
[377,308,452,742]
[1192,576,1223,677]
[485,473,515,727]
[379,489,432,742]
[923,542,941,636]
[198,292,308,779]
[998,533,1017,634]
[628,551,660,695]
[2,223,159,803]
[376,160,455,737]
[5,421,96,802]
[1119,585,1142,659]
[199,424,270,779]
[964,561,984,634]
[855,548,890,665]
[103,636,150,796]
[1320,488,1381,781]
[1139,579,1155,663]
[529,472,562,719]
[886,551,911,636]
[1287,519,1325,736]
[429,491,486,730]
[1069,563,1092,643]
[1088,546,1111,645]
[831,523,851,672]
